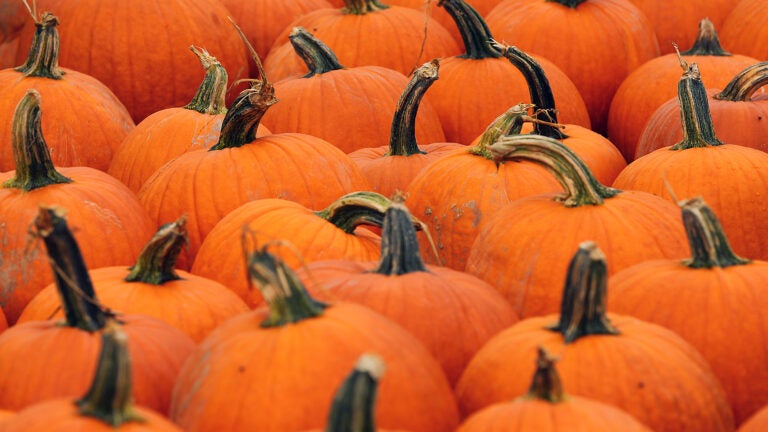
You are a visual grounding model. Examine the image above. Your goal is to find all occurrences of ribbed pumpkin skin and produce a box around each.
[296,260,519,385]
[16,0,249,122]
[465,191,688,318]
[456,314,734,432]
[170,302,460,432]
[458,397,652,432]
[137,133,371,271]
[2,400,182,431]
[608,260,768,425]
[613,146,768,260]
[17,267,249,343]
[0,169,155,324]
[191,198,382,308]
[486,0,660,133]
[0,70,134,172]
[721,0,768,60]
[0,315,195,415]
[0,1,26,44]
[260,66,446,153]
[609,54,760,162]
[263,5,461,82]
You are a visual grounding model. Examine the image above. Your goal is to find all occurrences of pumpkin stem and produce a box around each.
[210,81,278,150]
[289,27,345,77]
[183,46,228,115]
[325,353,386,432]
[438,0,501,60]
[15,12,64,79]
[547,0,588,7]
[343,0,389,15]
[547,241,620,343]
[387,59,439,157]
[524,346,565,403]
[670,54,724,150]
[714,61,768,102]
[33,206,110,332]
[246,244,328,328]
[76,320,145,426]
[679,197,751,268]
[491,40,568,139]
[490,134,620,207]
[124,216,188,285]
[314,191,396,234]
[680,18,731,56]
[2,89,72,191]
[374,193,428,275]
[469,103,534,159]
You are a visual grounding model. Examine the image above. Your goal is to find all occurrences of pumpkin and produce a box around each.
[465,133,688,317]
[0,89,154,324]
[14,0,250,122]
[721,0,768,61]
[426,0,589,145]
[263,0,461,82]
[486,0,660,134]
[107,46,269,194]
[740,406,768,432]
[0,0,26,44]
[259,27,446,154]
[191,191,393,308]
[0,207,195,415]
[171,243,460,432]
[457,347,652,432]
[18,216,249,343]
[636,60,768,157]
[608,18,760,162]
[607,197,768,425]
[0,12,134,172]
[457,241,735,431]
[347,59,464,196]
[613,60,768,261]
[1,321,182,431]
[296,194,519,385]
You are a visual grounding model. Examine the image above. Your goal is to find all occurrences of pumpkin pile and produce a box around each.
[0,0,767,430]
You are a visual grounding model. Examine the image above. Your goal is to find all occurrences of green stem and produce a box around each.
[342,0,389,14]
[524,347,565,403]
[374,194,428,275]
[76,320,145,426]
[714,61,768,102]
[490,134,620,207]
[33,206,109,332]
[289,27,345,77]
[680,197,751,268]
[183,46,228,115]
[680,18,731,56]
[15,12,64,79]
[210,81,278,150]
[325,354,386,432]
[387,59,439,157]
[469,103,533,160]
[2,90,72,191]
[547,241,620,343]
[124,216,187,285]
[670,60,724,150]
[438,0,500,59]
[246,245,328,328]
[314,191,396,234]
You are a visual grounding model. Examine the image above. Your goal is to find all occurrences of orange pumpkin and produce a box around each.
[457,242,735,431]
[740,406,768,432]
[0,0,26,44]
[721,0,768,60]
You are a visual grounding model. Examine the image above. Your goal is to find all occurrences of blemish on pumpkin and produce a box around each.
[637,381,645,389]
[238,365,246,373]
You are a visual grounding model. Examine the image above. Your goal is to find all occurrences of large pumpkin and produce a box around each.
[720,0,768,61]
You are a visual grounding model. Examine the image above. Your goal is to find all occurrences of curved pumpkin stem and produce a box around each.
[124,216,188,285]
[546,241,620,343]
[680,18,731,56]
[76,320,145,426]
[670,55,724,150]
[210,83,278,150]
[15,12,64,79]
[289,27,345,77]
[469,104,533,160]
[2,90,72,191]
[33,206,110,332]
[680,197,751,268]
[325,353,386,432]
[387,59,439,157]
[374,193,428,276]
[246,244,328,328]
[525,346,565,403]
[314,191,396,233]
[184,46,228,115]
[343,0,389,15]
[438,0,500,60]
[714,61,768,102]
[489,134,620,207]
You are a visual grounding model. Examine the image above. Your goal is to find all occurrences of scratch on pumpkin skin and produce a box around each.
[81,201,124,229]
